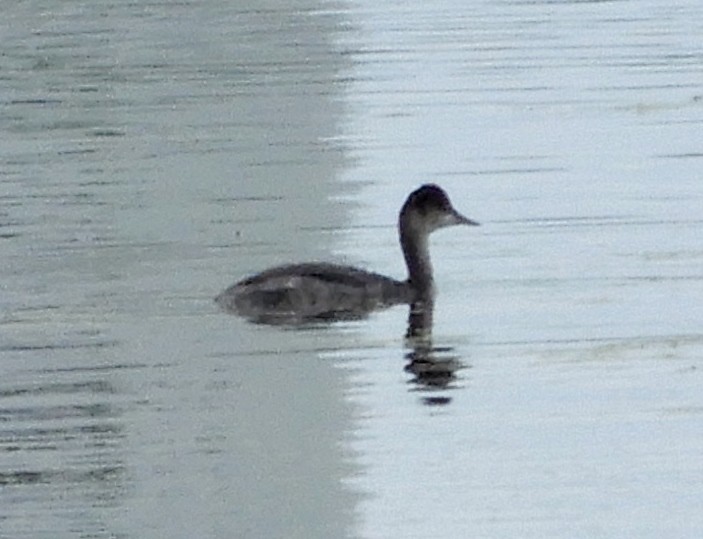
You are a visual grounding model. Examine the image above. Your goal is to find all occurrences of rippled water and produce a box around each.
[1,0,702,538]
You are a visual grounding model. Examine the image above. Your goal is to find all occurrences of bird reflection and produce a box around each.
[404,300,465,406]
[222,290,468,406]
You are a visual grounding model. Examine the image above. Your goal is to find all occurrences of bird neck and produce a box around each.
[400,223,434,300]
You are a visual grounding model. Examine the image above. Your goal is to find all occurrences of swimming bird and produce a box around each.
[216,184,478,323]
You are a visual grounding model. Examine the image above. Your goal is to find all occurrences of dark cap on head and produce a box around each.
[403,184,479,227]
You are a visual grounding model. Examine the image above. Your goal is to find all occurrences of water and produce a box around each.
[1,1,702,538]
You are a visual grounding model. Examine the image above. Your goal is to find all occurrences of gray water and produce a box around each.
[1,1,702,538]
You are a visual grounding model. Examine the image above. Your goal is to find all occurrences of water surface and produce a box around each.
[1,0,702,538]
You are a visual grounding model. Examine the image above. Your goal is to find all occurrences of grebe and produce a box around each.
[216,184,478,323]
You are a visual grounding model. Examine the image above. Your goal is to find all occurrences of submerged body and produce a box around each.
[216,184,478,323]
[216,262,412,323]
